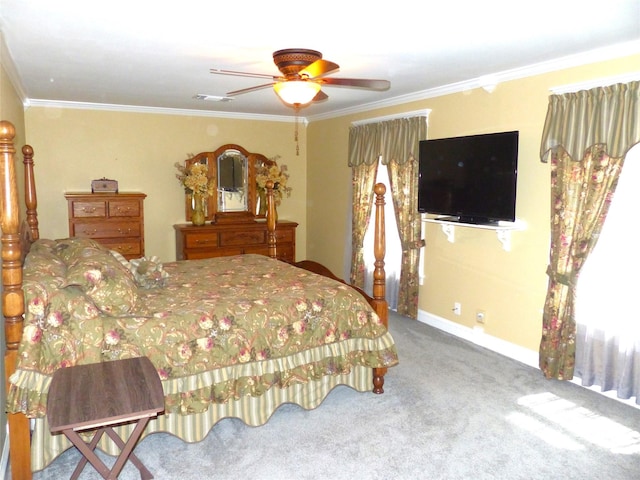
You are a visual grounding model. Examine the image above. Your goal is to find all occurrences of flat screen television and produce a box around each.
[418,131,519,225]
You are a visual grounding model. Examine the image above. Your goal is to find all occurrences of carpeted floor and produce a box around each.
[30,312,640,479]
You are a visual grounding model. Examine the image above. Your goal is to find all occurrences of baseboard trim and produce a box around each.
[417,309,539,369]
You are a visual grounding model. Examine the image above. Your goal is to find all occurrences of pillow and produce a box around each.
[110,251,170,289]
[129,256,170,289]
[62,244,138,315]
[53,237,107,263]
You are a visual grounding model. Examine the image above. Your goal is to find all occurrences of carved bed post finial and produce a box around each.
[0,121,18,231]
[0,121,33,478]
[372,182,388,394]
[265,180,277,259]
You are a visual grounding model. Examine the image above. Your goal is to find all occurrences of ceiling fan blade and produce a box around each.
[211,68,280,81]
[299,59,340,79]
[319,77,390,90]
[227,82,275,96]
[312,90,329,102]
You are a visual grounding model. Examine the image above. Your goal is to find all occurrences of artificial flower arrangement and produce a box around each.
[255,157,292,206]
[174,161,215,197]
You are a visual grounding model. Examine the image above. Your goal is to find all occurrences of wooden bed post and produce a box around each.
[22,145,39,242]
[265,180,277,259]
[1,121,32,479]
[371,183,387,394]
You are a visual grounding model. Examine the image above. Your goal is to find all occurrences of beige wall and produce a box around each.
[307,53,640,354]
[24,109,308,261]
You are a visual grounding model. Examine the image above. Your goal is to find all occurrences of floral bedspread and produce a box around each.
[8,238,398,417]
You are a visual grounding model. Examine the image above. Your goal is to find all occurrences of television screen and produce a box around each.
[418,131,519,224]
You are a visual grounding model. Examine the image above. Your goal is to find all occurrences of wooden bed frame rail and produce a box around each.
[0,120,388,479]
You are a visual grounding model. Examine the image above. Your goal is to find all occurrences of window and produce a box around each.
[575,144,640,402]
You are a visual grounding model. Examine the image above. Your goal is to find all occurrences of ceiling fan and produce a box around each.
[210,48,390,107]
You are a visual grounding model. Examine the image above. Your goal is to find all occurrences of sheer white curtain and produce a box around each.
[362,159,402,310]
[575,144,640,404]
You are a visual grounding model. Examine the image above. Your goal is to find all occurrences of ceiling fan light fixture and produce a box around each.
[273,80,321,106]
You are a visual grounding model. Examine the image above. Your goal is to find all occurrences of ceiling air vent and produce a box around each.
[193,94,234,102]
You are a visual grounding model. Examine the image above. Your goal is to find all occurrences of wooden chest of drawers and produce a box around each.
[174,220,297,262]
[65,192,146,260]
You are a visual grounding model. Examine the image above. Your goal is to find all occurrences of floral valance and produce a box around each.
[540,80,640,162]
[348,116,427,166]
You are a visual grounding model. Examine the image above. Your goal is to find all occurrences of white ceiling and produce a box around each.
[1,0,639,121]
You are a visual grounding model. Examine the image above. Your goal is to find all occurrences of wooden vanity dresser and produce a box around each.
[65,192,146,260]
[174,220,297,262]
[175,143,297,263]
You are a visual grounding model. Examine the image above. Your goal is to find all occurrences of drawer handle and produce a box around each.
[82,207,97,213]
[195,239,213,244]
[84,229,97,236]
[118,246,132,252]
[116,207,133,213]
[117,228,132,235]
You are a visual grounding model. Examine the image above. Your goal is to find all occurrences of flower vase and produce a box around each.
[191,193,206,226]
[258,188,267,216]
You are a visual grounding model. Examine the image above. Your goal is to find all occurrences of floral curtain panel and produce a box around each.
[349,161,379,289]
[539,81,640,380]
[349,121,381,290]
[384,118,427,319]
[539,146,624,379]
[348,116,427,318]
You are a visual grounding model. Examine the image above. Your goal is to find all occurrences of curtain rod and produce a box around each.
[351,109,431,126]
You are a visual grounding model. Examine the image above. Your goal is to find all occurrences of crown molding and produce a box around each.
[24,99,303,124]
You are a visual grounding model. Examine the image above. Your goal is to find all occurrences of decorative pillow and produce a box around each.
[109,251,169,289]
[129,256,170,289]
[62,243,138,315]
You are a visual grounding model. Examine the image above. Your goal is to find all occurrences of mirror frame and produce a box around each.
[183,144,266,223]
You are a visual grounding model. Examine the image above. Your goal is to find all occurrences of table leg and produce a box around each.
[104,418,154,480]
[70,428,106,479]
[63,428,111,480]
[63,417,154,480]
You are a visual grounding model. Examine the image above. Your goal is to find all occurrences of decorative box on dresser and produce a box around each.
[174,220,297,262]
[65,192,146,260]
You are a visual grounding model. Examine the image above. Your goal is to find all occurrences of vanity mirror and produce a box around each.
[217,148,248,213]
[183,144,266,223]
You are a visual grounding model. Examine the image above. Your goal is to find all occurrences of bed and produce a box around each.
[0,121,398,478]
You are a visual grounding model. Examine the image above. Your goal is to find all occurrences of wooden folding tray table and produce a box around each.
[47,356,164,479]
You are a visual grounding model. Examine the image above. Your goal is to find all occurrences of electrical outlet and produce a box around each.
[476,310,486,323]
[453,302,461,316]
